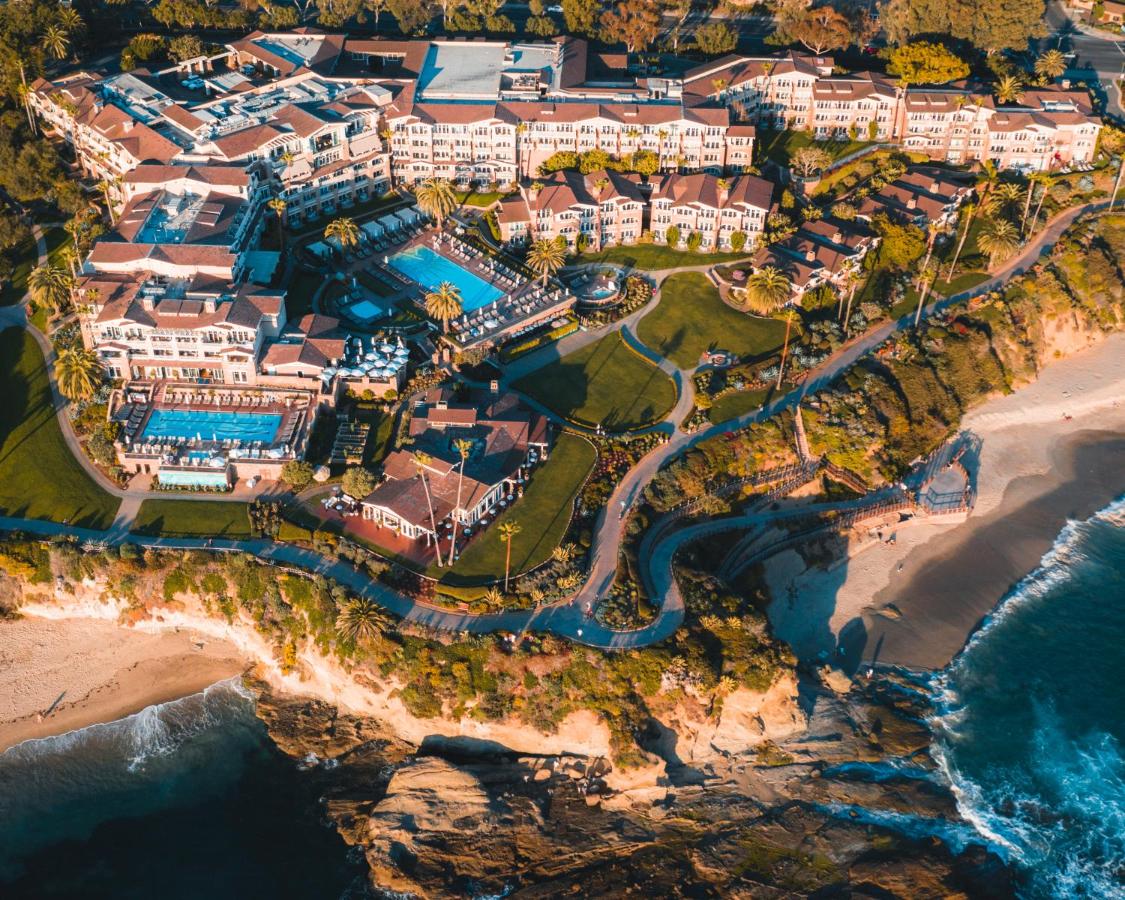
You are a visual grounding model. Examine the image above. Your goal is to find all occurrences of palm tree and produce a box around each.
[424,282,463,333]
[448,438,474,563]
[267,197,287,253]
[526,237,566,285]
[335,597,388,643]
[28,264,73,317]
[946,201,976,281]
[986,182,1024,218]
[917,221,942,290]
[775,309,796,390]
[414,177,457,229]
[498,520,521,593]
[43,24,69,61]
[977,218,1021,267]
[324,216,359,251]
[55,347,103,401]
[742,266,791,315]
[995,74,1024,105]
[841,273,861,334]
[1028,174,1053,234]
[1035,49,1067,81]
[1020,172,1050,234]
[914,263,936,327]
[278,149,296,182]
[413,452,445,567]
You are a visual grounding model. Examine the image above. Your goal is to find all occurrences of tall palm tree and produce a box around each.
[424,282,463,333]
[1028,174,1053,234]
[267,197,287,253]
[977,218,1021,267]
[841,273,861,334]
[498,520,521,593]
[995,74,1024,105]
[278,149,296,182]
[335,597,388,643]
[917,221,942,290]
[414,177,457,229]
[742,266,791,315]
[324,216,359,251]
[28,264,73,316]
[775,309,796,390]
[1020,172,1049,234]
[43,24,69,61]
[946,201,976,281]
[986,182,1024,218]
[914,264,936,327]
[413,452,445,567]
[448,437,474,563]
[55,347,103,401]
[526,237,566,284]
[1035,49,1067,81]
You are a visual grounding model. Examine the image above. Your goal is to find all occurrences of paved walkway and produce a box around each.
[0,201,1112,649]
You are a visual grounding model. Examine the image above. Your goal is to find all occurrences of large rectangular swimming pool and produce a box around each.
[387,245,504,312]
[142,409,283,444]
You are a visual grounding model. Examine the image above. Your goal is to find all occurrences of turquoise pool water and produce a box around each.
[387,245,504,312]
[142,409,282,444]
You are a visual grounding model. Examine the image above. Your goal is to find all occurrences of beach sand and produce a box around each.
[0,616,246,752]
[765,332,1125,672]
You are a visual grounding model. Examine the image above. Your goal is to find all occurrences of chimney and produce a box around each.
[490,379,500,394]
[141,294,155,311]
[832,231,842,244]
[805,249,815,262]
[906,197,917,209]
[1061,79,1071,90]
[203,298,217,313]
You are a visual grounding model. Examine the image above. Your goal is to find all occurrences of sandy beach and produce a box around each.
[0,616,246,752]
[765,332,1125,672]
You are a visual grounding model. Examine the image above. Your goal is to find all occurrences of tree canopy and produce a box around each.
[886,41,970,85]
[881,0,1047,53]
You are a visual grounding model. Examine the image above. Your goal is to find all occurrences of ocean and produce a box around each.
[0,679,366,899]
[932,497,1125,899]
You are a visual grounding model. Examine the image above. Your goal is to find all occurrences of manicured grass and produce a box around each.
[44,227,70,269]
[454,189,509,208]
[577,244,750,270]
[434,432,597,586]
[514,332,677,430]
[0,235,37,307]
[708,384,791,424]
[637,272,790,369]
[0,327,120,528]
[131,499,251,538]
[756,129,874,168]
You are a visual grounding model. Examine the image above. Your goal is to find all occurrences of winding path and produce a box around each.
[0,200,1114,649]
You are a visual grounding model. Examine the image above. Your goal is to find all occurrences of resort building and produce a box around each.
[360,387,549,544]
[495,168,645,249]
[751,217,878,299]
[857,168,974,227]
[649,172,773,251]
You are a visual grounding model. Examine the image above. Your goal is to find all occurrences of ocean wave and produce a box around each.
[814,802,999,857]
[1,676,255,772]
[929,497,1125,898]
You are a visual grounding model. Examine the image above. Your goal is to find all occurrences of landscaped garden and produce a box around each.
[636,272,790,369]
[0,327,120,529]
[131,499,252,538]
[756,129,875,169]
[514,332,677,430]
[434,432,597,587]
[577,243,750,271]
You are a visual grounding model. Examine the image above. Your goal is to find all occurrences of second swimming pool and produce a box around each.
[387,245,504,312]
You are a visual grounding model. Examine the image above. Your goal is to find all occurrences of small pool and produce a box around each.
[347,298,386,323]
[143,409,282,444]
[387,245,504,312]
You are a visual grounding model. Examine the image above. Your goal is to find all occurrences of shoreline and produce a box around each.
[765,332,1125,673]
[0,616,247,753]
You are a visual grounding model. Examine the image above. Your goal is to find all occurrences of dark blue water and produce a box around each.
[0,680,366,899]
[932,499,1125,899]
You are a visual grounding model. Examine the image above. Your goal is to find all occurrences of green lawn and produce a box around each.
[708,384,791,424]
[434,432,597,586]
[577,244,750,270]
[454,189,509,208]
[0,235,37,308]
[637,272,790,369]
[44,227,70,269]
[131,499,251,538]
[0,328,120,528]
[756,129,875,168]
[514,331,677,430]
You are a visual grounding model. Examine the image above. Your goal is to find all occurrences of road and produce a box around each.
[3,199,1108,650]
[1045,0,1125,119]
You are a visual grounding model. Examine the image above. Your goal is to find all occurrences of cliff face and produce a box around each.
[253,670,1018,899]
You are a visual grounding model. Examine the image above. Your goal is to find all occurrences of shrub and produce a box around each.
[665,225,681,247]
[280,460,314,491]
[342,466,377,499]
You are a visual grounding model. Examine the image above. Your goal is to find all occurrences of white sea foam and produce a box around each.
[929,497,1125,898]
